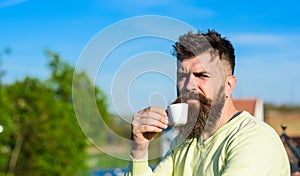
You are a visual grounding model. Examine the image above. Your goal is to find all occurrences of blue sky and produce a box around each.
[1,0,300,115]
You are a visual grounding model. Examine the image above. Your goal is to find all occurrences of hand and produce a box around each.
[131,106,169,159]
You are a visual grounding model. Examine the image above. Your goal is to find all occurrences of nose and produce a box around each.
[185,74,197,91]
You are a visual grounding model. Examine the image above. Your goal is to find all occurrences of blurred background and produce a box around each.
[0,0,300,175]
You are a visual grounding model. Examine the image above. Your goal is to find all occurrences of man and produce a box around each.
[125,30,290,175]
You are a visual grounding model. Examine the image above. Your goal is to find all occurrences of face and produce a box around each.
[177,52,225,102]
[175,52,227,137]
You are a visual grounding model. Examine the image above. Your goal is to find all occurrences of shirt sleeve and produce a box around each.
[221,123,290,176]
[153,150,173,175]
[124,158,153,176]
[124,152,153,176]
[124,150,174,176]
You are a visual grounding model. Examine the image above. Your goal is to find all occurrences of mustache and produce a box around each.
[171,89,225,139]
[172,91,212,106]
[171,91,212,139]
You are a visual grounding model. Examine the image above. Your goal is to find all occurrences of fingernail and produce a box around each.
[165,118,169,124]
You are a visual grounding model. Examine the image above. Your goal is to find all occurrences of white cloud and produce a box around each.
[229,32,300,48]
[234,54,300,105]
[0,0,27,8]
[230,33,287,46]
[226,32,300,105]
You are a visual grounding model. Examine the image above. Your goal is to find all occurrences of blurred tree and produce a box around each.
[0,47,13,176]
[0,87,15,176]
[0,47,11,104]
[0,50,110,175]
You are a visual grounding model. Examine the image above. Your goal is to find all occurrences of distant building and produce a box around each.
[233,98,264,121]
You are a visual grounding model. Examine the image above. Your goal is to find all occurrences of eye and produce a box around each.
[193,72,210,78]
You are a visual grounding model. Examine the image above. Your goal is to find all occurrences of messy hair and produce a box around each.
[173,29,235,76]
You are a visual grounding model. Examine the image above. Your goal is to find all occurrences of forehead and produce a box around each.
[177,52,219,72]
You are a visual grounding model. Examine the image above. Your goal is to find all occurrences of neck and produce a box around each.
[220,97,239,126]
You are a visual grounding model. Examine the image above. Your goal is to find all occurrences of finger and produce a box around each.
[139,106,167,116]
[137,117,168,129]
[132,114,168,130]
[137,124,164,134]
[133,107,169,125]
[132,123,163,141]
[139,111,169,125]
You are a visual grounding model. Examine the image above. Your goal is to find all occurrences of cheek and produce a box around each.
[177,79,185,91]
[196,79,212,97]
[195,78,209,88]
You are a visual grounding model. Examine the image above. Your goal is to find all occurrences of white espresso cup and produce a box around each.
[167,103,188,126]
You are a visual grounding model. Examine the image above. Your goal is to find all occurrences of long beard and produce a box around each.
[172,90,225,139]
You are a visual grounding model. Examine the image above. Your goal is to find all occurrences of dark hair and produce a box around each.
[173,29,235,75]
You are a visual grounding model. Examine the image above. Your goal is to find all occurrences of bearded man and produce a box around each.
[125,30,290,176]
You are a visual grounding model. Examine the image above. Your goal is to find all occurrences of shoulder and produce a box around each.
[229,111,279,138]
[227,111,287,161]
[224,111,290,174]
[221,111,287,159]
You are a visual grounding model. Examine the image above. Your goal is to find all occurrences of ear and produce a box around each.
[225,75,236,97]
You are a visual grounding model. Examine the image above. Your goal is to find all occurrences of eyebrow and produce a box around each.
[177,70,211,76]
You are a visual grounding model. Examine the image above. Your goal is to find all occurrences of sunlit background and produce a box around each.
[1,0,300,175]
[1,0,300,111]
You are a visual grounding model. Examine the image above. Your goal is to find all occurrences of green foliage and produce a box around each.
[0,50,110,175]
[0,88,15,174]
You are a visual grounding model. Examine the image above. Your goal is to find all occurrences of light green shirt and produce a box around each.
[125,111,290,176]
